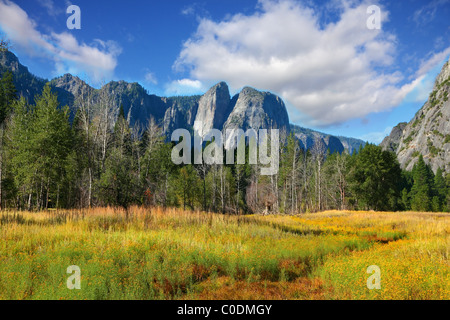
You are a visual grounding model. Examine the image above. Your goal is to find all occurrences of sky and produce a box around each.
[0,0,449,143]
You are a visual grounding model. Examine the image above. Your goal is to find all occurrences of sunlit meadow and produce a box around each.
[0,207,448,300]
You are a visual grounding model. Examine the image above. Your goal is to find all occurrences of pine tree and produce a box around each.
[8,85,72,209]
[348,144,401,211]
[33,84,72,209]
[433,167,447,211]
[175,165,200,210]
[0,71,17,209]
[410,155,433,212]
[0,71,17,123]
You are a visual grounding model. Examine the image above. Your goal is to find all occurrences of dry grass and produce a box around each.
[0,207,448,300]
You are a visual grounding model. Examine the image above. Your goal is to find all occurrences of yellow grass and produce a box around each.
[0,207,448,300]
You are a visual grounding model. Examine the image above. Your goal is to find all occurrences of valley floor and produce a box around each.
[0,207,448,300]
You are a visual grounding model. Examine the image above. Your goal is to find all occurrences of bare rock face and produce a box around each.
[223,87,290,132]
[0,50,47,102]
[1,50,365,153]
[222,87,290,148]
[0,50,26,74]
[162,96,200,134]
[51,74,91,97]
[290,125,359,154]
[338,136,366,155]
[382,60,450,173]
[380,122,407,152]
[162,83,291,140]
[193,82,232,137]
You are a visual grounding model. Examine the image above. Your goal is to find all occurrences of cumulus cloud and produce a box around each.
[174,0,449,127]
[165,78,205,96]
[415,47,450,78]
[0,0,121,84]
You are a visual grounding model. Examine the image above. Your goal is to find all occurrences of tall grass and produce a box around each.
[0,207,448,300]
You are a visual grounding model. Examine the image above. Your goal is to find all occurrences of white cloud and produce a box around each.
[412,0,449,26]
[181,6,195,16]
[37,0,63,17]
[174,0,449,127]
[401,47,450,103]
[144,69,158,85]
[165,78,205,96]
[414,47,450,78]
[360,126,393,144]
[0,0,121,84]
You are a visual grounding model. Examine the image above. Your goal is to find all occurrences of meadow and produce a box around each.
[0,207,448,300]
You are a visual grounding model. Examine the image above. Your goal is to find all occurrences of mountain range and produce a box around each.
[1,50,366,154]
[381,60,450,173]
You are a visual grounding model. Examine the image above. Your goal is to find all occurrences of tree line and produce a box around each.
[0,72,448,213]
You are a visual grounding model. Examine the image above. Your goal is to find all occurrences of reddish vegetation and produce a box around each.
[185,277,326,300]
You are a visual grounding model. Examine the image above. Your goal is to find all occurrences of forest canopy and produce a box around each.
[0,73,448,213]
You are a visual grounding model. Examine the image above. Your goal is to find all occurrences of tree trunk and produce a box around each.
[56,184,60,209]
[88,167,92,208]
[27,193,32,211]
[46,177,50,209]
[220,166,225,214]
[212,165,216,212]
[164,172,168,208]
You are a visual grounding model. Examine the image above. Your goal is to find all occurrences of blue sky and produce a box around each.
[0,0,449,143]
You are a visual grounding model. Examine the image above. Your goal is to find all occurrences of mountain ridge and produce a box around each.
[381,59,450,173]
[0,50,365,154]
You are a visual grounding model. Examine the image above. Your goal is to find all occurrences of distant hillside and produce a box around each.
[290,125,364,154]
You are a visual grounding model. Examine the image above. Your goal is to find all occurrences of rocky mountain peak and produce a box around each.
[381,59,450,173]
[193,81,232,137]
[0,50,365,154]
[223,86,289,131]
[0,50,20,72]
[435,60,450,87]
[51,74,89,93]
[380,122,407,153]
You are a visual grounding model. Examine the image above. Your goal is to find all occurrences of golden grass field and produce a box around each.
[0,207,448,300]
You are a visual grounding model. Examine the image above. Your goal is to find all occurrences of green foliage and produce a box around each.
[348,144,402,211]
[401,188,410,210]
[431,196,441,212]
[427,139,441,157]
[8,85,72,209]
[403,132,415,145]
[432,130,444,138]
[445,135,450,144]
[433,168,447,212]
[429,90,441,107]
[410,156,435,212]
[173,165,201,211]
[0,71,16,124]
[0,77,448,213]
[98,147,137,208]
